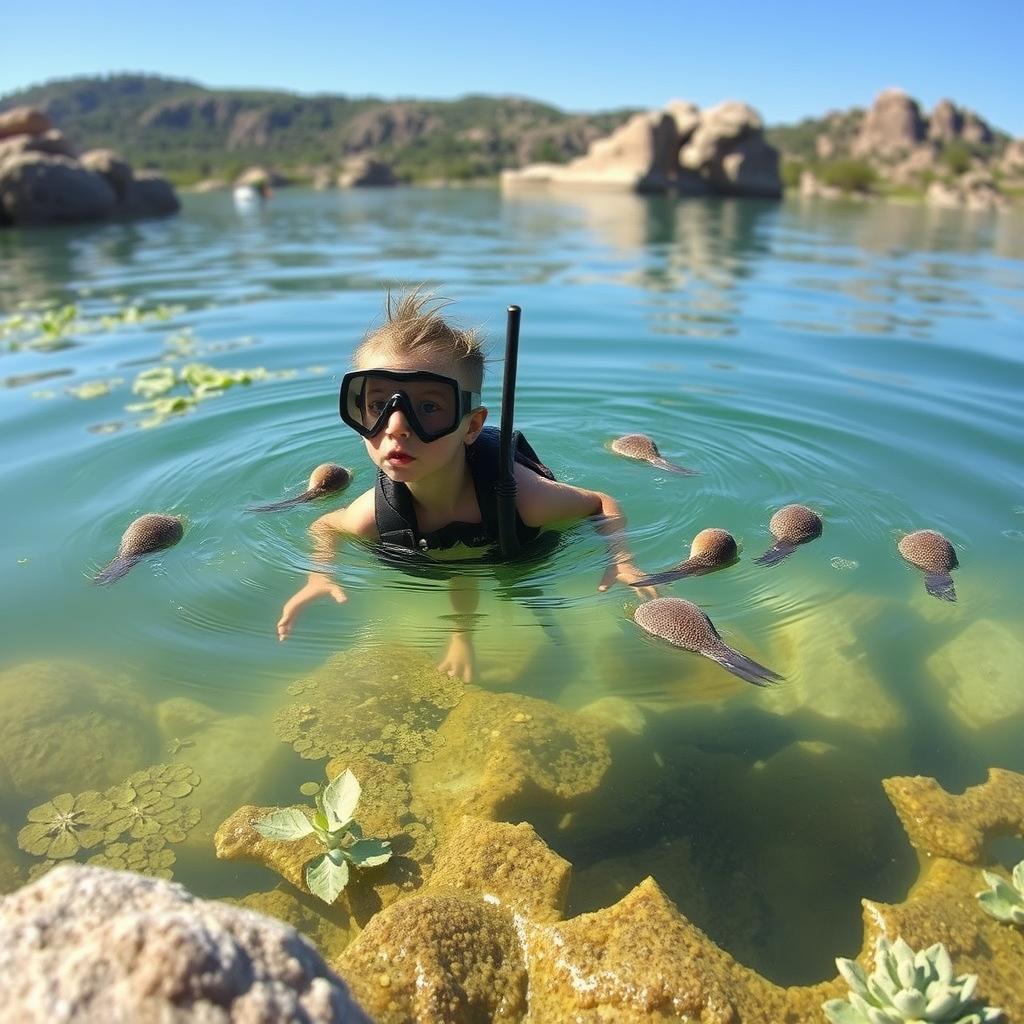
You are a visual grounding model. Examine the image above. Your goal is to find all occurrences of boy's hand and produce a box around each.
[437,631,476,682]
[598,562,659,602]
[277,578,347,641]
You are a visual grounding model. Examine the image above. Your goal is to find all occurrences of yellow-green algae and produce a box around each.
[883,767,1024,862]
[0,660,159,800]
[274,647,464,764]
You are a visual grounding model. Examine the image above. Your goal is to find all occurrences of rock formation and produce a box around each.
[503,98,781,198]
[0,864,370,1022]
[0,106,179,227]
[851,88,926,159]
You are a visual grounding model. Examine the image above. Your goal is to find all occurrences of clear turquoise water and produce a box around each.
[1,188,1022,984]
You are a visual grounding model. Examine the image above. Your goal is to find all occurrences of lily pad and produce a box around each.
[18,791,112,859]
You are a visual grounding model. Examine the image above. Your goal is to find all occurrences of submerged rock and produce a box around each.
[925,618,1024,729]
[0,864,370,1022]
[882,767,1024,862]
[0,660,158,800]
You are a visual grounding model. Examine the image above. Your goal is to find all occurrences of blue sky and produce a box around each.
[3,0,1022,134]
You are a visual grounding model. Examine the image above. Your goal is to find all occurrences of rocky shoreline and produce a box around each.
[0,106,179,228]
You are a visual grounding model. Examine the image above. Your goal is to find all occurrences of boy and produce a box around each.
[277,290,655,680]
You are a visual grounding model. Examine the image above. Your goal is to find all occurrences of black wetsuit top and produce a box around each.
[374,425,555,555]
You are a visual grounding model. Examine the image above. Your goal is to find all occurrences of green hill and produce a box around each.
[0,74,637,184]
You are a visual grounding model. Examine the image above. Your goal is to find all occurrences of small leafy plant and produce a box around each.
[823,936,1002,1024]
[976,860,1024,926]
[254,770,391,904]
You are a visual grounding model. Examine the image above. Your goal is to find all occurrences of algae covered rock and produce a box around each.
[0,863,370,1022]
[410,688,611,835]
[338,890,528,1024]
[275,646,463,764]
[925,618,1024,730]
[429,817,571,923]
[0,660,158,800]
[0,823,22,895]
[882,767,1024,862]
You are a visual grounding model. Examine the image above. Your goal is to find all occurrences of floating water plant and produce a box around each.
[975,860,1024,926]
[254,769,392,904]
[822,936,1003,1023]
[17,791,112,859]
[87,836,176,879]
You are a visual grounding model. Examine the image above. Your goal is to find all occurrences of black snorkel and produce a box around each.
[495,305,521,560]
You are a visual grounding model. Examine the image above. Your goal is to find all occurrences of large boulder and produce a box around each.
[1000,138,1024,177]
[928,99,964,142]
[926,171,1006,212]
[79,148,133,200]
[0,864,371,1022]
[337,156,396,188]
[0,153,116,226]
[119,170,180,218]
[0,106,52,141]
[235,166,290,188]
[0,131,77,171]
[680,100,763,169]
[961,109,993,146]
[852,88,926,159]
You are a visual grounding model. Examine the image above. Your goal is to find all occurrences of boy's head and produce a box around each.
[353,288,485,394]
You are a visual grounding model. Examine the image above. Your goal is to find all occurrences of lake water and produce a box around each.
[1,188,1022,986]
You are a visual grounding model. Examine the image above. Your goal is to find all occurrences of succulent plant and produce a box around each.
[976,860,1024,926]
[254,769,391,904]
[823,936,1003,1024]
[18,791,113,859]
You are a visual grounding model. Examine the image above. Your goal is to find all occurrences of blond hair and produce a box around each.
[354,288,485,391]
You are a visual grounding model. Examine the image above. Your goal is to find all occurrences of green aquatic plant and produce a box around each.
[17,791,113,859]
[975,860,1024,925]
[87,837,176,879]
[254,769,392,904]
[66,377,124,400]
[100,763,201,842]
[823,936,1003,1024]
[132,366,177,398]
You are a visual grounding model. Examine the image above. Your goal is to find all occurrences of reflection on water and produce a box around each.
[0,188,1022,986]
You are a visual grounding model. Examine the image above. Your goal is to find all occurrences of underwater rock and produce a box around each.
[337,890,528,1024]
[882,767,1024,862]
[0,660,158,800]
[93,513,184,584]
[429,817,571,923]
[275,646,463,764]
[925,618,1024,730]
[0,864,369,1023]
[156,697,287,849]
[0,823,23,896]
[216,759,427,923]
[521,876,832,1022]
[857,856,1023,1019]
[577,695,648,736]
[410,688,611,837]
[757,595,905,733]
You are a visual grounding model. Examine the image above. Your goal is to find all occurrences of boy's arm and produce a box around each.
[513,465,656,596]
[276,487,378,641]
[437,573,479,681]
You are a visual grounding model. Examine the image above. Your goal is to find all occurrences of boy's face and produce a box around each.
[353,349,487,484]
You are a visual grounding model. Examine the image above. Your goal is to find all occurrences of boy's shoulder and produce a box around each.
[513,462,602,527]
[313,486,379,540]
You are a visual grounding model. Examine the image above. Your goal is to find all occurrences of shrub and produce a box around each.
[819,158,877,194]
[942,141,974,176]
[781,159,804,189]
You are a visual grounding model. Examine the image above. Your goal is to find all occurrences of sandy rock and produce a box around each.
[999,138,1024,177]
[577,695,647,735]
[79,148,133,200]
[926,179,964,209]
[928,98,964,142]
[338,890,528,1024]
[664,99,700,144]
[0,131,76,170]
[235,165,290,188]
[410,687,611,835]
[882,767,1024,862]
[0,153,116,226]
[337,156,396,188]
[429,817,570,923]
[859,857,1023,1019]
[0,864,369,1023]
[0,660,158,801]
[925,618,1024,728]
[852,88,926,159]
[190,177,229,192]
[0,106,52,140]
[680,99,763,169]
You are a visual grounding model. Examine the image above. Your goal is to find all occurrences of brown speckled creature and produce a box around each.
[610,434,697,475]
[754,504,822,566]
[633,597,782,687]
[247,463,352,513]
[898,529,959,602]
[633,528,738,587]
[94,514,184,584]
